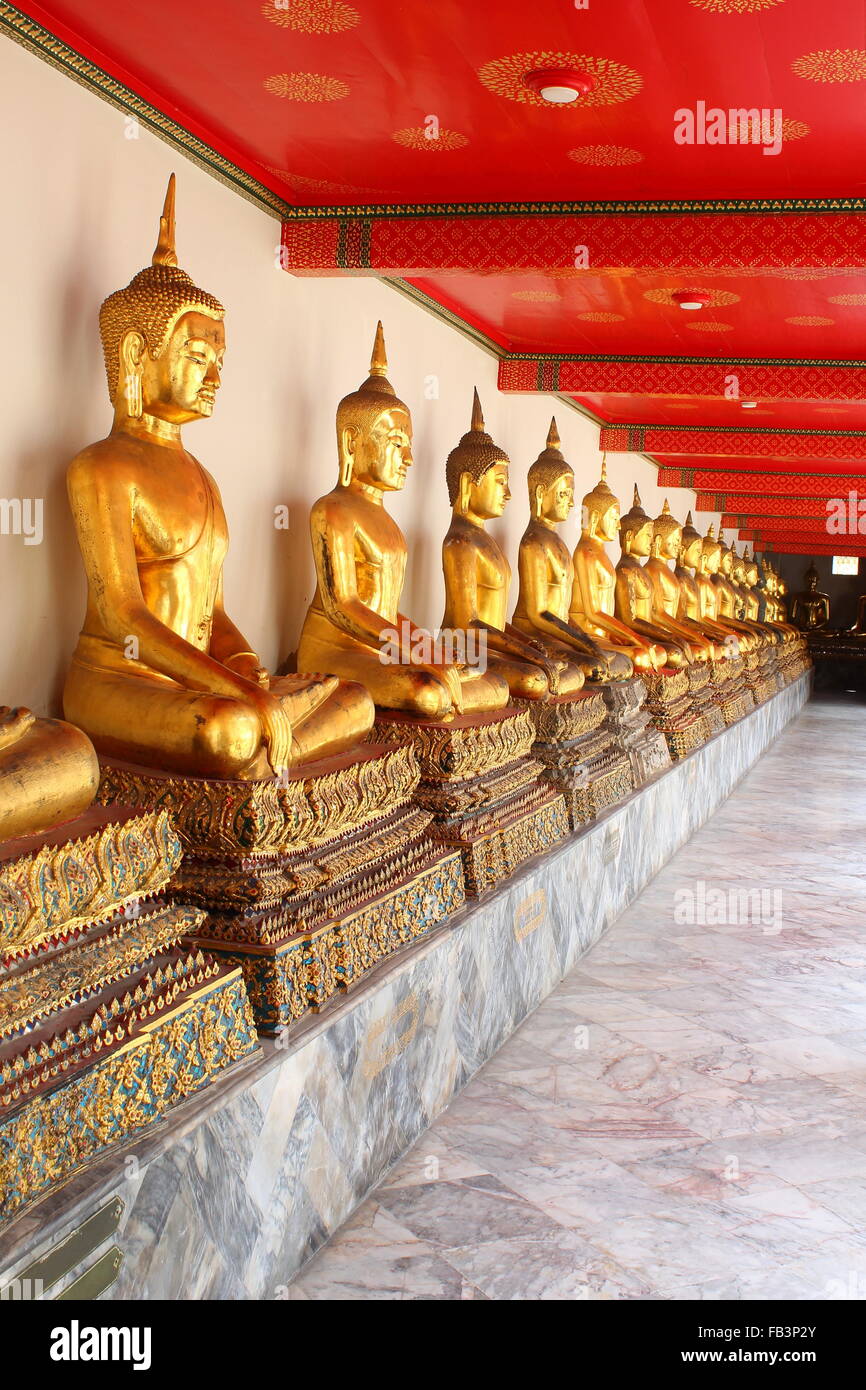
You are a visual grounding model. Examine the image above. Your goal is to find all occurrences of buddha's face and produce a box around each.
[623,519,653,558]
[807,570,818,591]
[703,542,721,575]
[137,310,225,423]
[681,535,702,569]
[346,406,413,492]
[734,560,746,583]
[720,548,734,577]
[747,563,759,586]
[470,462,510,519]
[592,500,620,542]
[658,525,682,561]
[541,472,574,524]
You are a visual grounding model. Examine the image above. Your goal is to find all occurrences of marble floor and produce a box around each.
[287,693,866,1301]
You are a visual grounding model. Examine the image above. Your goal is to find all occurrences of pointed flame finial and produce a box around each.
[685,509,694,526]
[661,498,671,516]
[546,415,560,450]
[707,522,716,540]
[632,484,642,508]
[470,387,485,432]
[600,453,608,483]
[152,173,178,267]
[369,320,389,378]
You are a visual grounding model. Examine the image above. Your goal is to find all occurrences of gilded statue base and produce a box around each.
[0,808,259,1226]
[708,657,756,726]
[599,676,671,787]
[373,708,569,896]
[95,745,465,1033]
[640,668,707,761]
[743,649,777,706]
[686,662,726,739]
[515,690,634,828]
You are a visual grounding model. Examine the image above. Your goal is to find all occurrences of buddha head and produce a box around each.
[581,457,620,542]
[527,418,574,523]
[679,510,703,570]
[701,524,722,575]
[446,390,510,520]
[745,547,760,588]
[732,547,748,585]
[718,538,735,578]
[652,498,682,562]
[619,486,654,559]
[336,322,413,491]
[804,562,820,592]
[100,175,225,427]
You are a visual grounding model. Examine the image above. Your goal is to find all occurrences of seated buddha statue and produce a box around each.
[732,545,783,646]
[790,564,830,632]
[615,488,692,669]
[671,509,732,657]
[297,327,509,719]
[643,500,714,662]
[849,593,866,635]
[63,175,373,778]
[0,705,100,842]
[697,526,757,653]
[441,397,585,699]
[740,546,762,622]
[511,419,630,682]
[570,461,666,672]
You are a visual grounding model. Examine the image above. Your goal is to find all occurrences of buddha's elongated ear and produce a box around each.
[457,470,473,515]
[339,425,357,487]
[119,329,146,418]
[534,482,545,519]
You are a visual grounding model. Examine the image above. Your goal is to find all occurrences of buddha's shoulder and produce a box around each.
[310,488,369,526]
[67,435,146,484]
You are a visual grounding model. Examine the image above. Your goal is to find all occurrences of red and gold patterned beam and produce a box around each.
[696,491,854,515]
[500,358,866,403]
[283,211,866,277]
[755,539,866,555]
[743,517,837,536]
[660,470,866,495]
[602,426,866,464]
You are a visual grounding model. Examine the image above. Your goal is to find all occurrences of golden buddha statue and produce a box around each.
[298,326,509,718]
[570,461,666,672]
[441,398,585,699]
[511,420,630,683]
[698,526,757,653]
[672,510,733,656]
[615,487,692,669]
[790,564,830,631]
[0,705,100,842]
[741,547,763,622]
[644,500,714,662]
[63,176,372,778]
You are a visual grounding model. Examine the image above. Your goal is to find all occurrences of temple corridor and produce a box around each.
[286,694,866,1301]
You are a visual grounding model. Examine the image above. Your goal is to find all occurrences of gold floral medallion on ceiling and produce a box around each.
[690,0,785,12]
[792,49,866,83]
[577,312,625,322]
[644,288,740,307]
[569,145,643,166]
[828,294,866,306]
[511,289,561,302]
[260,0,360,34]
[785,315,834,326]
[263,73,350,101]
[685,321,734,332]
[477,52,643,107]
[392,128,469,152]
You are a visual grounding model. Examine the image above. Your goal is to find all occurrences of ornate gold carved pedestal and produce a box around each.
[0,806,258,1226]
[743,648,777,705]
[708,656,756,725]
[372,708,568,896]
[96,745,464,1035]
[514,690,633,828]
[686,663,726,739]
[599,676,671,787]
[641,669,707,761]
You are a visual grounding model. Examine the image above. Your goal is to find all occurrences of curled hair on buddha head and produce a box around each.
[620,484,651,536]
[653,497,681,547]
[582,454,618,521]
[681,509,700,547]
[702,521,721,561]
[445,388,510,506]
[99,174,225,402]
[527,417,573,509]
[336,321,411,483]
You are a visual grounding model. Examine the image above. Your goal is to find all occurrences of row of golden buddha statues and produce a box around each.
[0,178,809,1225]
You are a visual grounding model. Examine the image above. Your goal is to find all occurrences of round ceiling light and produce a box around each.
[524,68,597,104]
[671,290,712,311]
[741,400,758,409]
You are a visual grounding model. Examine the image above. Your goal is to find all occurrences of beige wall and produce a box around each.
[0,36,725,717]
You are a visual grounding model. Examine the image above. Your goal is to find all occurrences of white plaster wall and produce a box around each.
[0,35,725,716]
